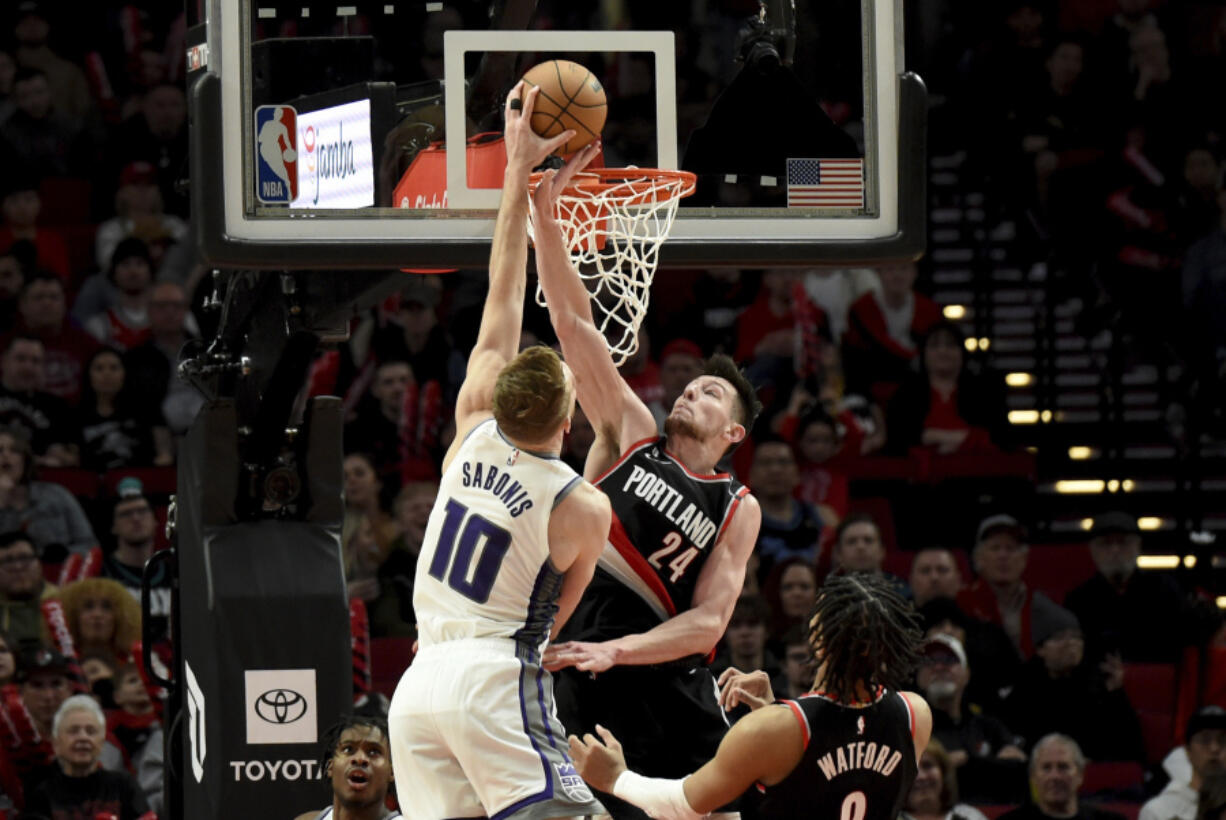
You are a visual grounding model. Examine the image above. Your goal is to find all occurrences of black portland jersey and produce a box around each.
[758,690,918,820]
[584,436,748,628]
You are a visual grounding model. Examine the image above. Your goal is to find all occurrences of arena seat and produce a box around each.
[38,177,92,225]
[1123,663,1177,763]
[972,806,1014,819]
[843,456,919,482]
[371,637,415,697]
[57,223,99,285]
[1080,762,1145,796]
[928,451,1037,482]
[1092,802,1142,820]
[847,496,899,553]
[39,468,100,498]
[1022,543,1095,604]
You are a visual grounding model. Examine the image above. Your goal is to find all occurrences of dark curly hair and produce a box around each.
[319,713,390,774]
[808,573,922,701]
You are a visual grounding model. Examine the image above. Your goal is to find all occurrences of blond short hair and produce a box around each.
[492,346,570,445]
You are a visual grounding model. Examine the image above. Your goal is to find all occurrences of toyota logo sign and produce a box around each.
[245,670,317,744]
[254,689,307,725]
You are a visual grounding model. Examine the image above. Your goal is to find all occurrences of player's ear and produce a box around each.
[726,422,746,446]
[324,758,332,778]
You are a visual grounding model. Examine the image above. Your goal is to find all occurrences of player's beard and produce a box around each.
[664,413,704,443]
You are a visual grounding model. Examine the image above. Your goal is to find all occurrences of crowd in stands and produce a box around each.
[0,0,1219,816]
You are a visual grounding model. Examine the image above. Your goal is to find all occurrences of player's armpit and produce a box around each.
[682,704,805,813]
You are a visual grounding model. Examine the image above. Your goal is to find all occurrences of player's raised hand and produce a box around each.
[567,724,627,793]
[503,82,575,173]
[530,140,601,218]
[717,667,775,711]
[542,640,617,674]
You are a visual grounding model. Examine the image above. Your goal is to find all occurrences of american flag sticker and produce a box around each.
[786,158,865,209]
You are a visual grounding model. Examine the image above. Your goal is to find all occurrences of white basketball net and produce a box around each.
[528,168,696,366]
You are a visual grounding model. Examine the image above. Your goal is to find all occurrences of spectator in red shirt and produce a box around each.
[10,272,99,403]
[83,239,153,351]
[957,515,1070,660]
[843,262,942,397]
[0,173,69,284]
[792,409,849,528]
[885,321,1009,455]
[735,270,803,364]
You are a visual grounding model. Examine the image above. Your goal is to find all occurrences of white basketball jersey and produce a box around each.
[414,418,583,652]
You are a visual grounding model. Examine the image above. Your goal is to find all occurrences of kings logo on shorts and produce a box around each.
[254,105,298,204]
[555,761,594,803]
[244,669,317,745]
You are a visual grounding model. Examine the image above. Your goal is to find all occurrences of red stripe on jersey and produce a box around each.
[783,700,812,748]
[592,437,660,486]
[608,511,678,617]
[715,486,750,543]
[899,692,915,737]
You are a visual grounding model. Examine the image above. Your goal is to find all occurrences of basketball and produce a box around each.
[520,60,607,154]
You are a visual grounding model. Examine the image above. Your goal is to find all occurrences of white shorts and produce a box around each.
[389,638,605,820]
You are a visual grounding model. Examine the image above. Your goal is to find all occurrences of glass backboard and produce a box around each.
[189,0,925,268]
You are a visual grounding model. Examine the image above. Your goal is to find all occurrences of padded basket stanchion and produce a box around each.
[528,168,696,366]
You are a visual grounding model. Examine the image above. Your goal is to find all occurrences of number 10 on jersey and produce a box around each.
[427,499,513,603]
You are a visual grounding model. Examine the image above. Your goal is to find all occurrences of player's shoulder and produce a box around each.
[558,480,611,518]
[720,490,760,538]
[731,699,809,746]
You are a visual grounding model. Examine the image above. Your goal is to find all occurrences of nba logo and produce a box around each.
[254,105,298,204]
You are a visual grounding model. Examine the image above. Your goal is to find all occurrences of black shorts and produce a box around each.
[554,663,733,819]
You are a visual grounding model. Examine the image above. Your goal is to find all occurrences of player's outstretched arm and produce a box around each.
[548,482,612,639]
[546,494,761,671]
[448,83,576,468]
[569,706,804,819]
[531,163,658,476]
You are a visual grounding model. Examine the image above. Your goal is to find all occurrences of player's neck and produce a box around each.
[662,434,720,476]
[504,431,563,459]
[811,663,876,705]
[333,800,390,820]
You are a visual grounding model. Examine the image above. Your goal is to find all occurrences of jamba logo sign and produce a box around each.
[255,689,307,725]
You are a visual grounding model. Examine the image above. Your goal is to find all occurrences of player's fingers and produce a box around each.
[595,724,621,751]
[505,81,526,117]
[532,169,558,204]
[567,734,587,755]
[716,667,740,686]
[541,129,577,157]
[557,141,599,187]
[520,83,541,119]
